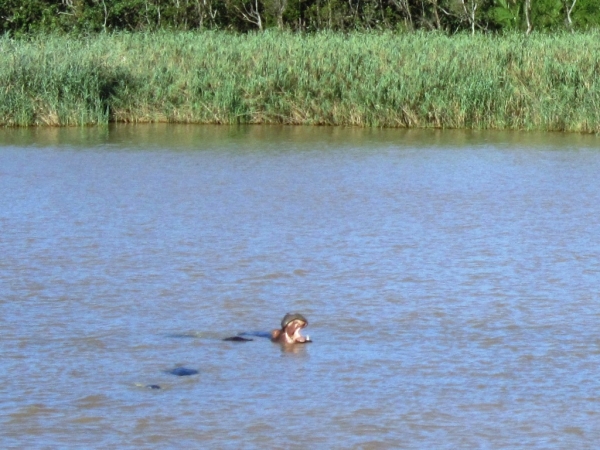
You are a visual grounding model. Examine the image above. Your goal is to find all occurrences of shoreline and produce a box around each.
[2,31,600,133]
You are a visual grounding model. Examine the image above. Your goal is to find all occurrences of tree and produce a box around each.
[571,0,600,29]
[461,0,479,34]
[490,0,522,30]
[230,0,264,29]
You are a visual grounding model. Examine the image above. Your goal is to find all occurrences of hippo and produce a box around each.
[222,313,311,344]
[270,313,311,344]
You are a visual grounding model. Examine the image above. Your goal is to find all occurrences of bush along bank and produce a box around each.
[1,31,600,132]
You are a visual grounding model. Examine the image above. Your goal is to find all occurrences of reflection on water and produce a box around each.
[1,125,600,448]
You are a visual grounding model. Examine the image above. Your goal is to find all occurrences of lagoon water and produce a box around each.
[1,125,600,448]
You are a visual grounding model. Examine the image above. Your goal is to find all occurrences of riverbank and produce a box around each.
[1,31,600,132]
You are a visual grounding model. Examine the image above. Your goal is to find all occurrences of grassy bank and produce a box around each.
[1,31,600,132]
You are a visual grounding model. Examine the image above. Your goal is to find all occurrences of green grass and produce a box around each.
[1,31,600,131]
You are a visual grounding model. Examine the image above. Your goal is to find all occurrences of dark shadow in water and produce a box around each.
[165,367,199,377]
[165,331,269,341]
[222,336,253,342]
[222,331,274,342]
[238,331,272,339]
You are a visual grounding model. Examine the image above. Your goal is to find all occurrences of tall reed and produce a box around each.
[1,31,600,132]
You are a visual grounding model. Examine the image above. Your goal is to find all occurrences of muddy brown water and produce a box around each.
[1,125,600,448]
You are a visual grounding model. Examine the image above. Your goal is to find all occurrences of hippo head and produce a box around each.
[272,313,310,344]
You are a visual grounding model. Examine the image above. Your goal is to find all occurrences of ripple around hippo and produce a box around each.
[222,313,311,345]
[148,314,311,389]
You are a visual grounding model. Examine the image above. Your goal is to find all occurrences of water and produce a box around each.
[1,125,599,448]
